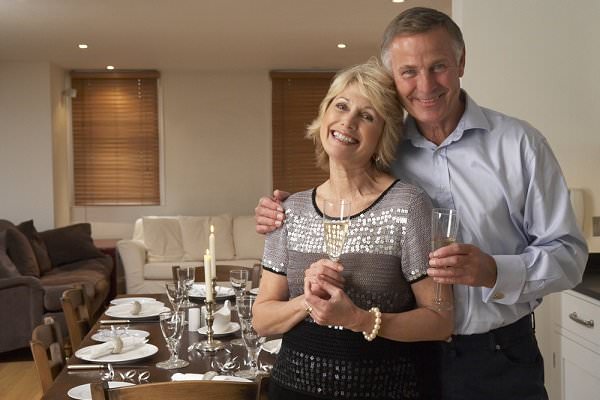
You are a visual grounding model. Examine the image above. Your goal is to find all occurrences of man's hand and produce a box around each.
[254,190,290,234]
[428,243,498,288]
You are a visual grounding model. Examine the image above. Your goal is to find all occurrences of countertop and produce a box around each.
[572,253,600,301]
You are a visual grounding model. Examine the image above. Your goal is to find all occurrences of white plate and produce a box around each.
[68,381,134,400]
[104,303,170,319]
[213,375,252,382]
[189,284,235,299]
[75,343,159,363]
[249,287,259,296]
[91,329,150,342]
[262,338,282,354]
[198,322,240,337]
[110,297,163,306]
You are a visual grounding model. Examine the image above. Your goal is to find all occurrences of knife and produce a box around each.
[100,319,131,324]
[68,364,148,370]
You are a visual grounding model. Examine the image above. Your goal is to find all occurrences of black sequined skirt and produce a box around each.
[270,320,427,399]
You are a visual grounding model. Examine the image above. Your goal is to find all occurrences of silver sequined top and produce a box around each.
[262,180,434,399]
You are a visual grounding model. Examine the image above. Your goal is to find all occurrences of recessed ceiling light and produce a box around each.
[392,0,405,3]
[106,65,115,70]
[78,43,88,49]
[337,43,347,49]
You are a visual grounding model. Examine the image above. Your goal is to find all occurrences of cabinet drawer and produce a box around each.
[560,291,600,346]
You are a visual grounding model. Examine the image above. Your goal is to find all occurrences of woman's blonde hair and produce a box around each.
[306,58,404,172]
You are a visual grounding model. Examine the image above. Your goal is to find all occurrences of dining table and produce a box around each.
[42,293,277,400]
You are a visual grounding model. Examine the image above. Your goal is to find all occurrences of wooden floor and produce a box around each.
[0,348,43,400]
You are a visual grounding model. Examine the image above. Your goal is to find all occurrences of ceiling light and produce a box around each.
[337,43,347,49]
[392,0,405,3]
[78,43,88,49]
[106,65,115,70]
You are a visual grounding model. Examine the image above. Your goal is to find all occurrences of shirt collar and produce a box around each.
[403,91,490,148]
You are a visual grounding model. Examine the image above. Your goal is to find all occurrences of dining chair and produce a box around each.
[90,380,258,400]
[256,375,270,400]
[194,264,262,288]
[60,286,92,351]
[29,316,66,394]
[171,265,181,282]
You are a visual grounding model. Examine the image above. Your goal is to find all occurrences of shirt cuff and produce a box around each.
[482,255,526,304]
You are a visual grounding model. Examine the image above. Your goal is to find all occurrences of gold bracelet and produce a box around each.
[362,307,381,342]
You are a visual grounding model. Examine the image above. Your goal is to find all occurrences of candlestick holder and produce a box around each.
[189,277,224,352]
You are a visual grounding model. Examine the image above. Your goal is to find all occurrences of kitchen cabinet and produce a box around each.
[549,290,600,400]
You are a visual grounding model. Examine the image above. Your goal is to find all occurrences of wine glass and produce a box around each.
[234,295,265,379]
[229,270,249,346]
[177,266,197,308]
[322,199,351,261]
[156,310,189,369]
[430,208,460,311]
[165,281,185,313]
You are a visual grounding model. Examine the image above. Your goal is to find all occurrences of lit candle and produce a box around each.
[209,224,216,278]
[203,250,213,302]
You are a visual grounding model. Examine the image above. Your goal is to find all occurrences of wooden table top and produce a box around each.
[42,294,275,399]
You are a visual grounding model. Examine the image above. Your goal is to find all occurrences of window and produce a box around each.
[271,71,335,194]
[70,70,160,205]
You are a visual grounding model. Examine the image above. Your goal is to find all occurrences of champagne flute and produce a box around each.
[430,208,459,311]
[229,270,249,346]
[156,310,189,369]
[322,199,351,261]
[234,295,265,379]
[178,266,196,308]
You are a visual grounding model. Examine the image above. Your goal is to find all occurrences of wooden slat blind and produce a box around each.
[71,71,160,205]
[271,72,336,194]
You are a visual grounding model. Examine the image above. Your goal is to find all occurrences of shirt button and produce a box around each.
[493,292,505,300]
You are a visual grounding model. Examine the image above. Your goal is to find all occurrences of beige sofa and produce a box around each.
[117,215,264,294]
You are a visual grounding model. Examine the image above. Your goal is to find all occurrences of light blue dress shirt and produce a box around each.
[392,92,588,335]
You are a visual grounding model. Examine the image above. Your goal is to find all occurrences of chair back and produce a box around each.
[171,265,181,282]
[90,380,258,400]
[29,316,66,394]
[256,375,270,400]
[60,286,91,350]
[194,264,261,288]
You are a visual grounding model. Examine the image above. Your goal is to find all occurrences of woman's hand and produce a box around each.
[304,259,345,299]
[304,276,369,332]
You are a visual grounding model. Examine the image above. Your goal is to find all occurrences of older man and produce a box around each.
[256,7,587,400]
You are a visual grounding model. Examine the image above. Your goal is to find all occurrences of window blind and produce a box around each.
[70,71,160,205]
[271,71,335,194]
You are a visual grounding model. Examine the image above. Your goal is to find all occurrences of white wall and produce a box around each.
[0,62,55,230]
[71,70,272,238]
[455,0,600,251]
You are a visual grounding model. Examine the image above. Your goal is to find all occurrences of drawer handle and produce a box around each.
[569,312,595,328]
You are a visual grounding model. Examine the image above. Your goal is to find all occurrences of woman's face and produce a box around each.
[320,84,385,169]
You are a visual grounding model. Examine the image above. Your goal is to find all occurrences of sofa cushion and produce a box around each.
[0,231,20,278]
[233,216,265,259]
[17,220,53,274]
[40,256,112,311]
[178,216,210,261]
[143,217,184,262]
[209,214,235,260]
[40,223,104,267]
[5,227,40,277]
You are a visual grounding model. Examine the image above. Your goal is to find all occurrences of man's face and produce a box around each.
[389,27,465,134]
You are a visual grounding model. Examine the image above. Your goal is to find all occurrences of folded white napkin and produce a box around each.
[171,372,216,381]
[86,336,147,359]
[212,301,231,332]
[108,302,165,317]
[262,338,282,354]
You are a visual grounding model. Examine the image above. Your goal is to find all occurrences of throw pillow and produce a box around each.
[233,216,265,259]
[178,216,210,261]
[209,214,235,260]
[0,231,20,278]
[143,217,185,262]
[17,220,53,274]
[5,227,40,277]
[40,223,104,267]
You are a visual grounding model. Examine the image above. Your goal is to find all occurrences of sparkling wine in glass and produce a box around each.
[322,199,351,262]
[156,310,189,369]
[430,208,459,311]
[229,270,249,346]
[234,295,265,379]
